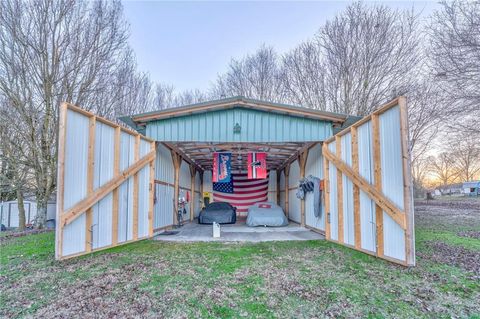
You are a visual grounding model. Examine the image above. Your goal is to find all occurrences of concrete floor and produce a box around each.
[154,222,324,243]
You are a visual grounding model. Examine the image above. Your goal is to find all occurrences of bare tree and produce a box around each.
[429,152,459,186]
[449,132,480,182]
[430,1,480,134]
[211,45,284,102]
[0,0,139,227]
[317,2,422,116]
[281,41,327,109]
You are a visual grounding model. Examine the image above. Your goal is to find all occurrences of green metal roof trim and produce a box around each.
[120,96,350,124]
[145,107,334,142]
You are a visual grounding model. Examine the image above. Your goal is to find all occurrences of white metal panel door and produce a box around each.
[56,102,155,260]
[323,97,415,266]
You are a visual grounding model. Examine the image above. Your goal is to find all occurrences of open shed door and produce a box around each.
[55,103,155,260]
[322,97,415,266]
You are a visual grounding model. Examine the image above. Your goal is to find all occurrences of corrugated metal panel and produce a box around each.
[155,143,174,184]
[268,170,277,204]
[92,122,115,249]
[154,183,174,229]
[328,141,338,241]
[62,109,88,256]
[194,171,202,217]
[357,121,376,252]
[138,164,150,238]
[146,107,333,142]
[305,143,325,231]
[341,133,355,246]
[380,105,406,261]
[203,171,213,193]
[288,160,301,223]
[179,160,191,189]
[118,132,135,243]
[153,143,174,229]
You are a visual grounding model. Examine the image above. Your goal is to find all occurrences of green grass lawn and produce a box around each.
[1,200,479,318]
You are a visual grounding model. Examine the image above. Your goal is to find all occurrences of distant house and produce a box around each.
[0,197,56,228]
[435,183,464,196]
[463,181,480,196]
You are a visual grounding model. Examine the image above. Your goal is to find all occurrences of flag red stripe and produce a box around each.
[214,192,267,201]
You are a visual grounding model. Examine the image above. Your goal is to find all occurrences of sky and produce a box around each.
[122,1,440,92]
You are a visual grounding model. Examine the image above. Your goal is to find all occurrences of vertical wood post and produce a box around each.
[171,151,181,225]
[322,143,331,239]
[398,97,415,266]
[133,135,140,240]
[276,169,281,205]
[199,170,204,208]
[372,114,384,257]
[148,141,156,237]
[85,116,96,252]
[111,127,121,245]
[298,149,309,227]
[56,103,68,260]
[284,164,290,219]
[351,126,361,249]
[336,135,344,243]
[189,164,196,221]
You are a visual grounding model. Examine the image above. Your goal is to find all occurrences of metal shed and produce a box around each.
[55,96,415,266]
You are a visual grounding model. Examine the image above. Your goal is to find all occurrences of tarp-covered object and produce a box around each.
[198,202,236,224]
[246,202,288,227]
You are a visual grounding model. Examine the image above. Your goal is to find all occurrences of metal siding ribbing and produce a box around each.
[92,122,115,249]
[203,171,213,193]
[145,108,332,142]
[138,139,151,238]
[179,160,191,219]
[288,160,301,223]
[341,133,355,246]
[328,141,338,241]
[268,170,277,204]
[357,121,376,253]
[155,144,174,183]
[380,106,406,261]
[154,143,174,229]
[154,184,174,228]
[118,132,135,243]
[305,143,325,231]
[62,109,88,256]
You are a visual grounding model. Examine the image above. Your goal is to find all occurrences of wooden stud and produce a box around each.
[189,164,196,221]
[133,135,140,240]
[398,97,415,266]
[351,126,361,249]
[148,141,156,237]
[322,143,331,240]
[111,127,121,246]
[85,116,96,252]
[199,171,204,209]
[171,150,181,225]
[336,136,344,244]
[55,103,68,260]
[276,170,281,205]
[371,114,384,257]
[298,149,309,227]
[284,165,290,219]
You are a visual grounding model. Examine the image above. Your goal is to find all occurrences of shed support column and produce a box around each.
[276,169,281,205]
[284,164,290,219]
[189,164,196,222]
[298,149,309,227]
[199,171,204,209]
[171,151,181,225]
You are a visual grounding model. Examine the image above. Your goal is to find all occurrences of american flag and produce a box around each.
[213,172,269,215]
